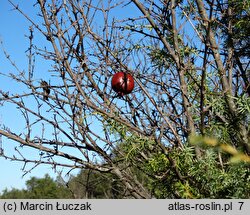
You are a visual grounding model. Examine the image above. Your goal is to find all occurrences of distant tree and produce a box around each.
[66,170,123,198]
[0,174,71,199]
[25,174,71,198]
[0,188,28,199]
[0,0,249,198]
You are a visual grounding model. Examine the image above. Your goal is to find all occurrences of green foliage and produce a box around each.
[0,170,128,199]
[0,174,71,199]
[147,153,169,174]
[225,0,250,56]
[102,113,250,199]
[0,188,28,199]
[145,146,250,198]
[233,94,250,116]
[67,170,124,199]
[103,115,157,162]
[149,48,173,69]
[1,143,249,199]
[203,91,250,147]
[190,134,250,163]
[1,0,249,200]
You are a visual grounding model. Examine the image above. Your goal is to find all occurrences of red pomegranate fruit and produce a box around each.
[111,72,134,96]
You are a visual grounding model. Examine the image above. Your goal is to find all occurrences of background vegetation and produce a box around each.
[0,0,249,198]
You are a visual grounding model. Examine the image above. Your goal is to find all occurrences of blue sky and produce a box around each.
[0,0,190,193]
[0,0,141,193]
[0,1,66,192]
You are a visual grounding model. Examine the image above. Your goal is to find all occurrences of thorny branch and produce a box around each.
[0,0,249,198]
